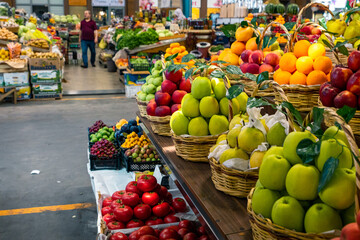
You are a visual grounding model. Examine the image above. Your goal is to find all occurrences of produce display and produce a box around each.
[137,60,164,102]
[115,58,129,68]
[2,18,19,28]
[90,139,118,159]
[124,144,160,163]
[90,126,115,143]
[156,29,175,38]
[30,52,59,59]
[114,28,159,50]
[0,27,17,40]
[0,48,10,60]
[264,3,285,14]
[52,14,80,24]
[164,43,189,64]
[121,133,150,149]
[89,120,108,134]
[26,39,50,49]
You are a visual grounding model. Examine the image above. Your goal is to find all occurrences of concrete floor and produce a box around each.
[0,95,138,240]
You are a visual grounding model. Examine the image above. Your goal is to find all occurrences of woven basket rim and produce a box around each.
[209,157,259,177]
[171,130,224,141]
[280,84,321,90]
[136,96,149,106]
[147,115,171,123]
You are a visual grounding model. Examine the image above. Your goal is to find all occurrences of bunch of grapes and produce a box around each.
[90,139,118,159]
[89,120,107,133]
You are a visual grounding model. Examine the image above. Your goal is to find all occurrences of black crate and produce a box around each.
[121,148,161,172]
[128,55,150,72]
[89,152,122,171]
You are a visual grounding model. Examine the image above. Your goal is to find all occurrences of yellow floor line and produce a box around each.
[0,203,94,216]
[61,96,126,101]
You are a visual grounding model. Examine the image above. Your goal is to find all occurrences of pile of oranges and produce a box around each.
[164,43,188,63]
[274,41,332,86]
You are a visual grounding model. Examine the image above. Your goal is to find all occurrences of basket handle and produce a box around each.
[258,21,291,53]
[296,2,334,28]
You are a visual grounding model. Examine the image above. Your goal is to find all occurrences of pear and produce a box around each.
[238,127,265,152]
[219,147,249,164]
[216,134,227,144]
[267,122,286,146]
[181,93,200,118]
[211,78,226,101]
[170,111,189,135]
[250,151,266,168]
[322,126,350,148]
[229,115,243,130]
[236,92,248,113]
[315,139,352,171]
[199,96,219,118]
[219,97,240,116]
[188,117,208,136]
[209,115,229,135]
[227,126,242,148]
[283,131,317,165]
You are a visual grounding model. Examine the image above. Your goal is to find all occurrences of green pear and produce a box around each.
[146,84,156,94]
[181,94,200,118]
[170,111,189,135]
[227,126,242,148]
[267,122,286,146]
[146,94,155,101]
[304,203,342,233]
[216,134,227,144]
[229,115,243,130]
[341,203,356,225]
[236,92,248,113]
[141,83,148,92]
[315,139,352,171]
[283,131,317,165]
[151,69,161,77]
[219,147,249,164]
[319,168,356,210]
[138,91,147,101]
[209,115,229,135]
[252,187,281,219]
[188,117,209,136]
[259,155,291,191]
[211,78,226,101]
[191,76,212,100]
[238,127,265,152]
[271,196,305,232]
[219,97,240,116]
[322,126,350,148]
[147,76,154,85]
[250,151,266,168]
[156,85,161,92]
[154,60,162,70]
[199,96,219,118]
[285,164,320,200]
[263,146,284,159]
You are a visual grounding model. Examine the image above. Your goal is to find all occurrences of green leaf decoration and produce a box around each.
[185,68,195,80]
[333,40,348,49]
[268,37,278,48]
[338,45,349,56]
[262,35,270,50]
[296,139,321,164]
[240,21,249,28]
[336,105,356,123]
[226,65,243,75]
[226,85,244,100]
[165,53,178,61]
[283,22,296,31]
[181,54,195,63]
[211,60,227,64]
[256,71,269,85]
[220,24,237,38]
[281,101,303,126]
[244,73,257,81]
[321,39,333,49]
[256,36,261,48]
[193,64,210,75]
[166,63,186,73]
[307,107,325,137]
[210,70,225,79]
[318,19,327,30]
[318,157,339,193]
[246,97,275,109]
[251,18,257,29]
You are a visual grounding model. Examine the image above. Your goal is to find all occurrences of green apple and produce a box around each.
[255,180,263,188]
[199,96,219,118]
[146,94,155,101]
[341,203,356,225]
[236,92,248,113]
[154,60,162,70]
[322,126,350,148]
[263,146,284,159]
[170,111,189,135]
[219,147,249,164]
[209,115,229,135]
[283,131,317,165]
[227,126,242,148]
[229,115,243,130]
[252,187,281,219]
[181,94,200,118]
[219,97,240,116]
[152,76,163,86]
[146,76,154,85]
[211,78,226,101]
[188,117,208,136]
[267,122,286,146]
[319,168,356,210]
[151,69,161,77]
[285,164,320,200]
[271,196,305,232]
[138,91,147,101]
[156,85,162,92]
[259,155,291,191]
[146,84,156,94]
[315,139,352,171]
[304,203,342,233]
[238,127,265,152]
[191,76,212,99]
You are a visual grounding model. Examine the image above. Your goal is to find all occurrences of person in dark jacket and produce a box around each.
[79,10,98,68]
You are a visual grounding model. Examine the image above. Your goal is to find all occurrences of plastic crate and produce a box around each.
[121,148,161,172]
[128,55,150,72]
[89,152,121,171]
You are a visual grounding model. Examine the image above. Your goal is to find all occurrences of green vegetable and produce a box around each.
[287,4,299,15]
[210,45,224,52]
[115,28,159,50]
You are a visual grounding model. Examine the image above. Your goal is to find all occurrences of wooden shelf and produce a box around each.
[138,113,252,240]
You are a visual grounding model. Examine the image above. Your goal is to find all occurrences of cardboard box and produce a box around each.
[30,70,61,83]
[125,85,141,98]
[0,59,28,73]
[29,57,61,71]
[124,72,148,86]
[32,83,62,95]
[15,86,31,100]
[3,71,29,86]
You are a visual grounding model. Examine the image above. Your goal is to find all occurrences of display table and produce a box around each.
[127,37,187,54]
[138,113,252,240]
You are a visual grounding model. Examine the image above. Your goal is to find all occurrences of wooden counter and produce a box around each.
[138,113,252,240]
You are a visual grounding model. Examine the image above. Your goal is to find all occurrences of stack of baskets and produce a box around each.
[136,97,148,118]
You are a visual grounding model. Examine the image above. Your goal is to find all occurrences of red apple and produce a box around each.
[172,90,187,104]
[274,64,280,71]
[357,210,360,229]
[165,69,182,83]
[183,232,197,240]
[171,104,181,114]
[259,64,274,73]
[240,63,249,73]
[334,90,357,108]
[179,78,191,93]
[155,106,171,116]
[320,83,341,107]
[264,53,280,67]
[248,50,263,65]
[340,222,360,240]
[155,91,171,106]
[146,101,157,116]
[311,28,321,35]
[347,71,360,95]
[241,50,252,63]
[161,80,177,95]
[348,51,360,72]
[331,67,353,90]
[300,26,312,35]
[245,63,259,74]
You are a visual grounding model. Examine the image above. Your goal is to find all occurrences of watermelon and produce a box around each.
[287,4,299,15]
[276,4,285,14]
[265,3,275,14]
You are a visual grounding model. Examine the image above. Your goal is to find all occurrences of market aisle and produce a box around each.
[0,96,137,240]
[62,64,125,94]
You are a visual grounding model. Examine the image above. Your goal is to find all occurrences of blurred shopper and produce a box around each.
[79,10,98,68]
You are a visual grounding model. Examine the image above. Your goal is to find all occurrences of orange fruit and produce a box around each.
[293,40,311,58]
[327,72,331,82]
[222,52,240,66]
[308,43,326,60]
[306,70,328,85]
[238,56,243,65]
[166,48,172,54]
[279,53,297,73]
[274,70,291,85]
[235,26,254,42]
[273,68,282,79]
[171,47,181,54]
[313,56,332,74]
[231,41,246,55]
[164,53,171,59]
[218,48,231,61]
[289,71,307,85]
[183,50,189,56]
[179,46,186,52]
[170,43,180,48]
[245,37,258,51]
[296,56,313,75]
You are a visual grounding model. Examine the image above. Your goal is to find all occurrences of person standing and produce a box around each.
[79,10,98,68]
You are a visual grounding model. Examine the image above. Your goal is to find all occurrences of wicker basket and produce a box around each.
[247,107,360,239]
[147,115,171,137]
[136,97,148,118]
